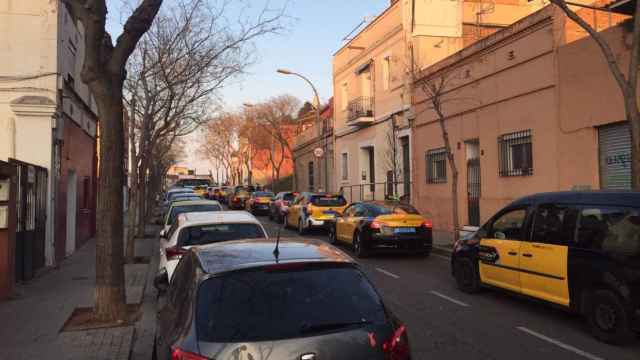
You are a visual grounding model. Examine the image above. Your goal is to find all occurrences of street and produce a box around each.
[254,214,640,360]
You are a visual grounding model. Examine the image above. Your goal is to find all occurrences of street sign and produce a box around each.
[313,147,324,158]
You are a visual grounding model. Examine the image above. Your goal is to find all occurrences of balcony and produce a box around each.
[347,96,374,125]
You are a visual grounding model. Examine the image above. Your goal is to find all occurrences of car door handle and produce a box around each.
[508,251,518,256]
[522,253,533,258]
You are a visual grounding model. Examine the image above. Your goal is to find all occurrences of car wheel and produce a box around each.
[353,231,367,258]
[454,257,480,293]
[585,289,634,344]
[298,218,307,235]
[328,224,337,244]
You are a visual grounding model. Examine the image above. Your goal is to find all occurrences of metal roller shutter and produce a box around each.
[598,122,632,190]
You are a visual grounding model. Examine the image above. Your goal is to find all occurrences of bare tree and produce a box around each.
[62,0,163,322]
[550,1,639,189]
[382,116,402,199]
[124,0,286,260]
[415,74,461,243]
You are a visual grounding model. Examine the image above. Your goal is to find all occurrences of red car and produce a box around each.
[269,191,299,223]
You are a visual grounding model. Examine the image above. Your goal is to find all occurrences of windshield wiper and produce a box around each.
[299,320,372,334]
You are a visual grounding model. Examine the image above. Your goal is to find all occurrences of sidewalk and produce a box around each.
[0,232,155,360]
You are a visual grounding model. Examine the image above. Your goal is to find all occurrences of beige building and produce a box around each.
[333,0,541,203]
[0,0,98,282]
[411,4,632,232]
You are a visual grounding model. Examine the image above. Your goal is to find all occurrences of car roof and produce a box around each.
[510,191,640,208]
[168,188,193,193]
[169,199,221,207]
[177,211,261,228]
[193,238,354,275]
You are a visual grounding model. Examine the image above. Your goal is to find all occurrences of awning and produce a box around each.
[354,60,372,75]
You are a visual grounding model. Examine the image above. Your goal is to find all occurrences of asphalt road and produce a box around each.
[252,212,640,360]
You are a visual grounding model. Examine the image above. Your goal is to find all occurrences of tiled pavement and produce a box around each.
[0,229,155,360]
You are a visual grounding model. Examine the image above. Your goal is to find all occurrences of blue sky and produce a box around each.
[107,0,391,171]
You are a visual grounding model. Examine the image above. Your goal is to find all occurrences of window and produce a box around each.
[341,82,348,110]
[308,161,314,191]
[195,264,386,342]
[499,130,532,176]
[531,204,578,245]
[341,153,349,181]
[490,208,528,241]
[343,204,358,217]
[82,176,91,210]
[168,204,222,225]
[177,223,266,247]
[575,207,640,256]
[426,148,447,183]
[382,56,391,90]
[310,195,347,207]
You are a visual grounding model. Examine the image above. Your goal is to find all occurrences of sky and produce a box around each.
[107,0,391,173]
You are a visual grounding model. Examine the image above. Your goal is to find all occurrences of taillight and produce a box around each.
[382,324,410,360]
[172,347,208,360]
[421,219,433,229]
[233,196,239,202]
[370,220,383,230]
[166,246,186,260]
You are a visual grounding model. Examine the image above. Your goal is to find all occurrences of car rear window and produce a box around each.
[178,223,265,247]
[254,192,274,197]
[196,264,387,342]
[168,205,222,224]
[283,193,297,202]
[370,203,420,216]
[236,190,250,197]
[576,206,640,257]
[310,195,347,207]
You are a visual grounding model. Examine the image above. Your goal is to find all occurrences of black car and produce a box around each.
[451,191,640,344]
[155,238,411,360]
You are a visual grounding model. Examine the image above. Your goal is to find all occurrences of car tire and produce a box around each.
[353,231,368,258]
[298,218,307,235]
[585,289,634,345]
[328,224,337,244]
[454,257,481,293]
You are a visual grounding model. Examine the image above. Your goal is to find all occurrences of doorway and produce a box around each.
[466,140,481,226]
[401,136,410,198]
[66,170,77,256]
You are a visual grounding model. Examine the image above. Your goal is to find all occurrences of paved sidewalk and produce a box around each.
[0,235,154,360]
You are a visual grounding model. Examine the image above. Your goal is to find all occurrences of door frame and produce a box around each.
[66,170,77,256]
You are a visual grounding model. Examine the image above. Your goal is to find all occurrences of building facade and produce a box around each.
[411,5,631,232]
[333,0,541,203]
[0,1,97,298]
[293,99,334,193]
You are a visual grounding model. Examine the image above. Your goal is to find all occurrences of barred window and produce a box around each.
[341,153,348,181]
[499,130,533,177]
[426,148,447,184]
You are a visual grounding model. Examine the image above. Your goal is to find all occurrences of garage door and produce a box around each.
[598,122,631,189]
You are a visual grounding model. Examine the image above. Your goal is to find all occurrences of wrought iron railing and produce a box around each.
[339,181,411,204]
[347,96,374,123]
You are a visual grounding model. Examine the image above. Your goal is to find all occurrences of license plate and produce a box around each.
[394,227,416,234]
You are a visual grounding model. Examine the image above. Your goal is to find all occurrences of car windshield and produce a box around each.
[178,223,266,247]
[283,193,297,202]
[310,195,347,207]
[196,264,387,342]
[172,195,201,202]
[254,192,273,197]
[168,191,193,200]
[370,203,420,216]
[176,179,210,187]
[168,205,222,224]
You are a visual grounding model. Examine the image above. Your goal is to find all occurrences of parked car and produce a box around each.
[161,191,198,217]
[269,191,299,223]
[192,185,208,198]
[245,191,274,215]
[164,187,193,202]
[228,187,252,210]
[285,192,349,234]
[451,191,640,344]
[154,238,411,360]
[160,199,222,233]
[158,211,267,282]
[328,201,433,258]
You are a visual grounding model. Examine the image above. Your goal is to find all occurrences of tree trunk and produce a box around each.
[437,117,460,244]
[125,163,138,263]
[135,159,148,238]
[94,86,127,321]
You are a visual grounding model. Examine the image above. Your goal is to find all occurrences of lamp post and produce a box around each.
[276,68,328,192]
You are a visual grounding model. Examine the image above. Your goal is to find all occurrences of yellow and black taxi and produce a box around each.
[192,185,209,198]
[451,191,640,344]
[285,192,348,234]
[228,187,252,210]
[328,201,433,258]
[245,191,274,215]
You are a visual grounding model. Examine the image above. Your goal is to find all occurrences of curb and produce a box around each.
[432,245,453,258]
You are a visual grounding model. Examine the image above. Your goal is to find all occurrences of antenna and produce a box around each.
[273,225,281,261]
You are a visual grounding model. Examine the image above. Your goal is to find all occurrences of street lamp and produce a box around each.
[276,68,327,192]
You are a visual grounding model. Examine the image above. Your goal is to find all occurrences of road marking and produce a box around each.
[517,327,604,360]
[375,267,400,279]
[429,290,470,307]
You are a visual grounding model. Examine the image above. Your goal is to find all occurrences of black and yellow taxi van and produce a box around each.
[451,191,640,344]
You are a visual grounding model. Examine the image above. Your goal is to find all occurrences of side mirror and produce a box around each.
[154,271,169,294]
[159,229,167,239]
